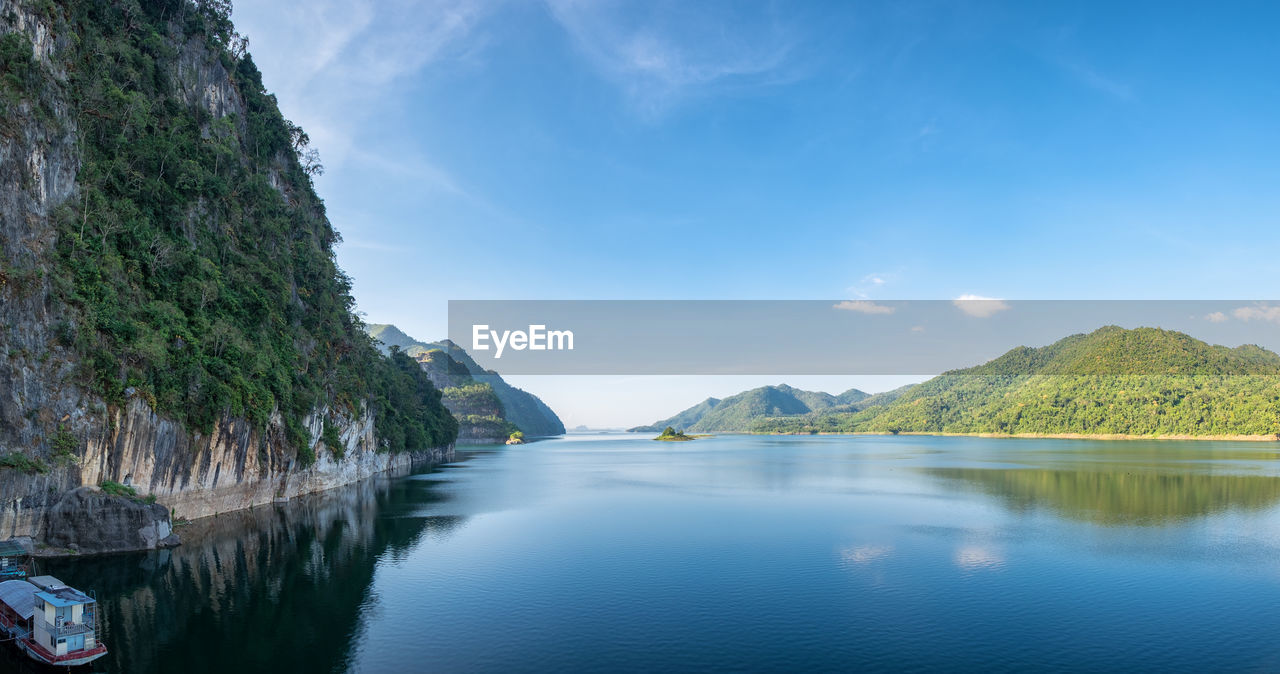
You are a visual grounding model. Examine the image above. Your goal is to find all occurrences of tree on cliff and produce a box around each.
[0,0,459,462]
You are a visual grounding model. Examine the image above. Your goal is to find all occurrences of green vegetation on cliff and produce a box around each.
[752,327,1280,438]
[367,325,565,437]
[8,0,455,456]
[454,414,520,440]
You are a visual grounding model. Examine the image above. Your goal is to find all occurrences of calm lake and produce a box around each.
[15,434,1280,672]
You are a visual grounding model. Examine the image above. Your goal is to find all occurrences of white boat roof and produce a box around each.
[26,575,65,591]
[0,579,36,620]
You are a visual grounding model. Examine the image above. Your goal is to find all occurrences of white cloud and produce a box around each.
[232,0,493,171]
[910,325,925,333]
[1232,305,1280,323]
[953,294,1010,318]
[833,300,895,315]
[1205,311,1228,323]
[543,0,798,116]
[847,272,895,299]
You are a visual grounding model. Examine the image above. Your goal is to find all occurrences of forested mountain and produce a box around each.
[0,0,457,459]
[0,0,456,545]
[630,384,876,433]
[628,397,722,433]
[367,324,565,438]
[754,327,1280,438]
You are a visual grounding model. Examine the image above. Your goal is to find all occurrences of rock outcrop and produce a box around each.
[42,487,178,554]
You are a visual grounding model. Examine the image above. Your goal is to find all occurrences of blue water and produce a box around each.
[30,434,1280,672]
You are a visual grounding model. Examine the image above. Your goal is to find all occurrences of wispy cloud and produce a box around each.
[1201,305,1280,324]
[543,0,800,116]
[232,0,493,171]
[847,272,893,299]
[833,300,895,315]
[1232,305,1280,323]
[953,294,1010,318]
[1060,60,1135,101]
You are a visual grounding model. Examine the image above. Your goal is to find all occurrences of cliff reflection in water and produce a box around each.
[924,466,1280,525]
[35,463,464,674]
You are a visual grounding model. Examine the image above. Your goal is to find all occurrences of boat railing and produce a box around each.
[36,615,96,639]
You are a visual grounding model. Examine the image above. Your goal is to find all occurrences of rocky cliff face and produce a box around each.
[414,351,516,442]
[0,1,452,553]
[0,391,452,551]
[372,326,567,437]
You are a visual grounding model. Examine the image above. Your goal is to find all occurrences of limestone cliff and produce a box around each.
[0,0,455,552]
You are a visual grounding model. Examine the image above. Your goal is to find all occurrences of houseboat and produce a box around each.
[0,574,107,667]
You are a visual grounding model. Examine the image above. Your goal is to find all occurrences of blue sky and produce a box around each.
[232,1,1280,426]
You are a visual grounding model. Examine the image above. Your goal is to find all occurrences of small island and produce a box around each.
[654,427,710,442]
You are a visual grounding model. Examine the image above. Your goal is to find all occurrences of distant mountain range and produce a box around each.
[639,327,1280,440]
[629,384,907,433]
[367,324,565,440]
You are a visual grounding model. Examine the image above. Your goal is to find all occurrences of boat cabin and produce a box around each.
[0,574,107,666]
[27,575,100,659]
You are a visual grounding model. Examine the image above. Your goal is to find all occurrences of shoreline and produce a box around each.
[757,430,1280,442]
[28,448,453,558]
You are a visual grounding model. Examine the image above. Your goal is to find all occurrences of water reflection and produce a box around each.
[924,466,1280,525]
[29,462,465,674]
[13,437,1280,673]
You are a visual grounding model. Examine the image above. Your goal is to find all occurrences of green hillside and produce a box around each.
[366,325,565,437]
[628,397,721,433]
[631,384,872,433]
[753,385,914,433]
[754,327,1280,438]
[20,0,455,460]
[367,324,421,353]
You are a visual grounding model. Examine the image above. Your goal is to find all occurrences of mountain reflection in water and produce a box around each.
[14,437,1280,673]
[923,466,1280,524]
[25,461,465,674]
